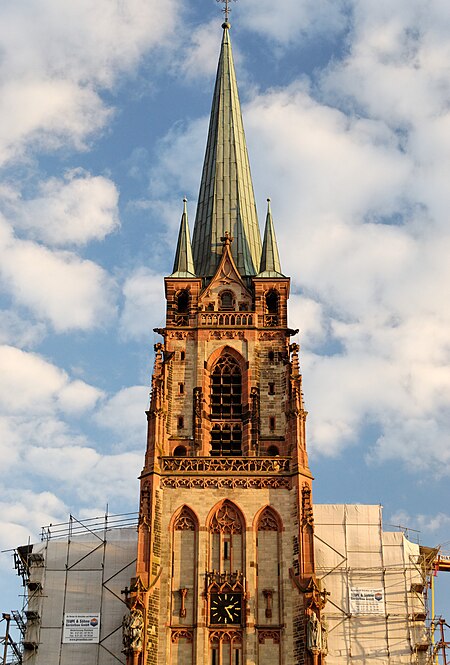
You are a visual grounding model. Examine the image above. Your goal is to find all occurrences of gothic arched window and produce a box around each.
[211,354,242,419]
[171,506,198,626]
[209,500,244,573]
[210,354,242,456]
[257,507,282,624]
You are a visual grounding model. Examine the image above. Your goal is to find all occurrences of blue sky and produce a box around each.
[1,0,449,629]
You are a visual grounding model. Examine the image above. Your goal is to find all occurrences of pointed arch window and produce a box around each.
[171,506,198,626]
[209,501,244,573]
[257,507,282,625]
[210,354,242,456]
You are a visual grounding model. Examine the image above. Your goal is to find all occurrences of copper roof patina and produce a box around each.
[191,22,262,280]
[258,198,284,278]
[170,198,196,277]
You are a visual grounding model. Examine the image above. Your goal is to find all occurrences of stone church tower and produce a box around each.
[124,19,327,665]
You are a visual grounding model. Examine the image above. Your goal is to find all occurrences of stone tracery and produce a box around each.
[209,500,243,534]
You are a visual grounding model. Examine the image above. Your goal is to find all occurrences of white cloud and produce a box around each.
[0,345,103,415]
[238,0,348,44]
[95,386,149,444]
[58,380,105,415]
[0,216,117,331]
[147,11,450,475]
[0,0,181,165]
[120,268,165,340]
[178,19,224,81]
[0,490,68,550]
[25,445,142,506]
[0,79,111,165]
[390,509,450,536]
[149,117,208,200]
[4,171,120,246]
[0,309,46,348]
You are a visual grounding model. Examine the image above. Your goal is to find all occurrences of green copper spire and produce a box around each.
[191,22,262,279]
[170,198,196,277]
[258,198,284,277]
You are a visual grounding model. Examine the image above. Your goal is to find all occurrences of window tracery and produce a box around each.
[210,501,243,534]
[174,507,196,531]
[210,353,243,456]
[258,507,280,532]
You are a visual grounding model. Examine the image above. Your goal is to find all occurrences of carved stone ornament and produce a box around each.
[302,484,314,527]
[209,630,243,644]
[258,629,281,644]
[258,508,279,531]
[168,331,194,339]
[258,331,283,340]
[210,501,242,534]
[174,507,196,531]
[208,330,246,340]
[206,570,244,589]
[171,628,193,643]
[160,476,291,490]
[122,608,144,653]
[161,457,290,474]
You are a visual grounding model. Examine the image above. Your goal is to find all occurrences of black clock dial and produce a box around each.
[210,593,242,625]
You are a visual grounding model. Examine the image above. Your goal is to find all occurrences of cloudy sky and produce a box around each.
[1,0,449,627]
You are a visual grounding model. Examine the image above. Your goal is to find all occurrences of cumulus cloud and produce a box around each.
[177,19,225,81]
[2,171,120,246]
[25,445,142,506]
[390,509,450,537]
[238,0,348,44]
[120,268,165,340]
[0,0,181,165]
[0,490,68,545]
[0,345,103,415]
[0,309,46,348]
[145,0,450,476]
[94,385,150,445]
[0,216,117,331]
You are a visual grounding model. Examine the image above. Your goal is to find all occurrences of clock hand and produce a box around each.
[225,607,233,619]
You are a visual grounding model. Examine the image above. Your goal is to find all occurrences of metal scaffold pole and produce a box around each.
[1,613,10,665]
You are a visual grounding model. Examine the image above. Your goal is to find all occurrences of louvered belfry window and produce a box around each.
[210,354,242,455]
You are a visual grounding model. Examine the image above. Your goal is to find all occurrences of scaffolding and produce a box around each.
[1,613,23,665]
[314,504,438,664]
[12,512,139,665]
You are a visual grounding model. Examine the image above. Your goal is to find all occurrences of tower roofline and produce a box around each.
[191,22,262,280]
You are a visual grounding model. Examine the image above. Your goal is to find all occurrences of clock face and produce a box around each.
[210,593,242,625]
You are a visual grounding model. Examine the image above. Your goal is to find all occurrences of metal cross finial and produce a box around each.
[217,0,237,23]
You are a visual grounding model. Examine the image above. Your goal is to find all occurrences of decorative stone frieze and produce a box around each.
[171,628,193,643]
[258,629,281,644]
[161,456,289,474]
[160,476,291,490]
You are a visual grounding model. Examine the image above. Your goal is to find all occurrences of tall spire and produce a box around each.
[258,198,284,277]
[170,198,196,277]
[191,22,262,280]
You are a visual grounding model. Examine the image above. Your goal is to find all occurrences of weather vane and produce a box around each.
[217,0,237,23]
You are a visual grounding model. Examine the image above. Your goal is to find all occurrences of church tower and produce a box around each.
[124,17,327,665]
